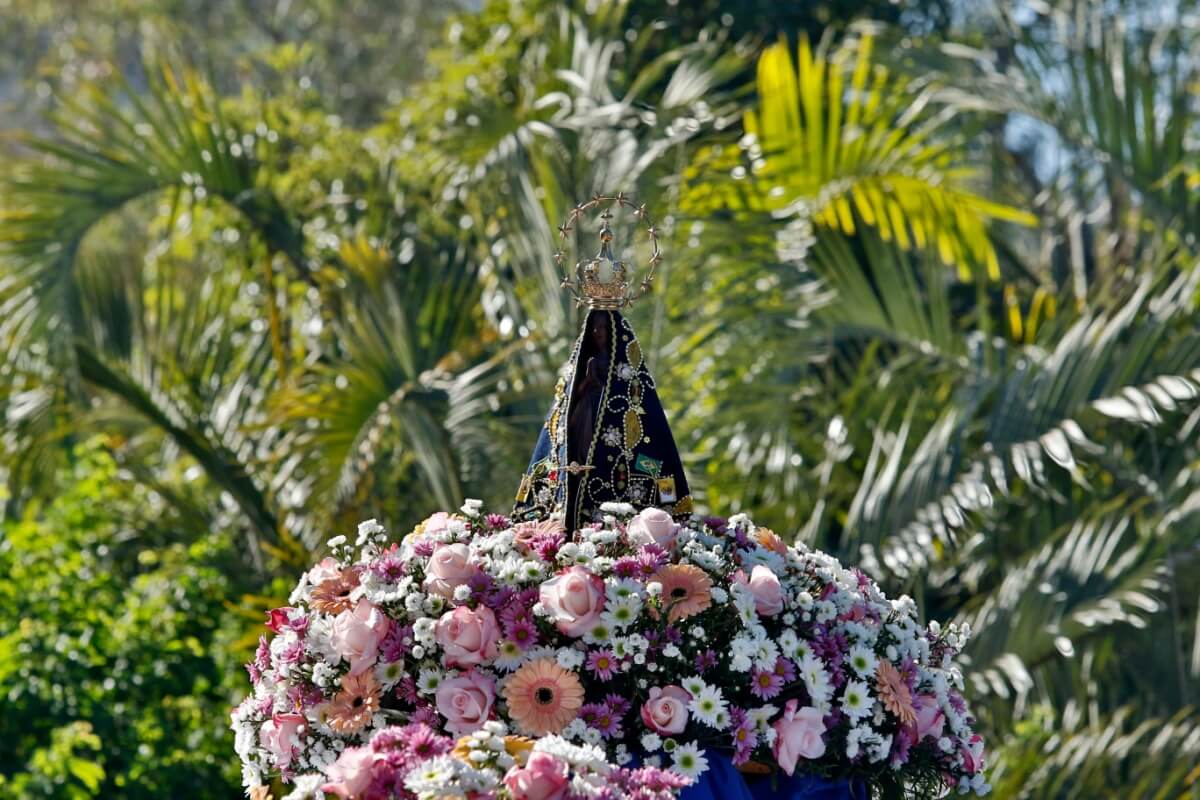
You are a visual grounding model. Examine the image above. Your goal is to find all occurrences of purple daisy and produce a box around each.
[612,556,641,578]
[586,648,618,681]
[506,618,539,650]
[750,666,784,699]
[580,702,623,739]
[694,649,718,673]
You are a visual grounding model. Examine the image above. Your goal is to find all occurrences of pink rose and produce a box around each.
[434,605,500,668]
[627,507,679,550]
[322,746,376,798]
[435,670,496,736]
[639,685,691,735]
[259,713,306,770]
[331,600,390,676]
[307,556,342,586]
[773,699,827,775]
[912,694,945,741]
[421,511,454,536]
[423,543,477,600]
[961,734,985,774]
[733,566,784,617]
[504,751,570,800]
[265,607,292,634]
[539,567,605,637]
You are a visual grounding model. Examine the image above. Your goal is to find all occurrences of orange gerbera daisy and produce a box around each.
[876,660,917,725]
[326,671,381,734]
[652,564,713,622]
[503,659,584,736]
[310,568,360,614]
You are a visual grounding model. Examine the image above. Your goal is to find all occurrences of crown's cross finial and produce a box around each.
[556,193,662,310]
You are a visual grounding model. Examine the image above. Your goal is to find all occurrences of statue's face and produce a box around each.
[590,315,610,351]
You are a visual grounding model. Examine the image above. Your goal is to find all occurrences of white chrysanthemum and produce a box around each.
[671,742,709,781]
[739,548,786,574]
[417,668,445,694]
[689,685,729,729]
[606,578,644,602]
[610,637,633,659]
[582,620,614,646]
[586,528,620,546]
[493,640,526,671]
[404,756,460,795]
[868,732,892,763]
[519,560,547,582]
[682,675,707,697]
[641,732,663,752]
[413,617,437,645]
[556,647,585,670]
[375,659,406,688]
[799,654,833,709]
[310,661,338,690]
[602,596,642,629]
[748,704,779,731]
[562,718,589,741]
[753,637,780,670]
[846,644,879,678]
[840,679,875,721]
[845,726,868,760]
[279,774,325,800]
[731,585,758,625]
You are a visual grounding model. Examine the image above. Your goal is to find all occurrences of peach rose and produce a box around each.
[755,527,788,555]
[513,519,565,554]
[322,746,376,798]
[435,670,495,736]
[639,685,691,735]
[434,605,500,668]
[504,751,570,800]
[331,600,390,676]
[733,565,785,617]
[773,699,827,775]
[912,694,945,741]
[538,567,605,637]
[259,713,306,770]
[424,542,477,600]
[626,507,679,550]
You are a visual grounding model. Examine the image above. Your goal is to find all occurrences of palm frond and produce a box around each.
[699,33,1035,281]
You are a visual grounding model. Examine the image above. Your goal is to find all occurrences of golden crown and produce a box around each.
[555,193,662,310]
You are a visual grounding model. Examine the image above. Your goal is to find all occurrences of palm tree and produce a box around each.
[658,10,1200,798]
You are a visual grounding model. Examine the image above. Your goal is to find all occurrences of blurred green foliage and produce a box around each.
[0,439,252,797]
[1,0,1199,797]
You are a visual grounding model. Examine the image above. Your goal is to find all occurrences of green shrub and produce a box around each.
[0,440,248,798]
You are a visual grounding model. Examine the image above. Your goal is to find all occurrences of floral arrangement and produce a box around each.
[233,501,990,798]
